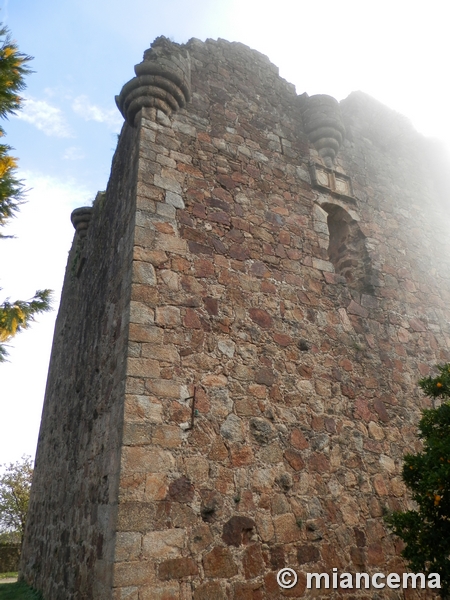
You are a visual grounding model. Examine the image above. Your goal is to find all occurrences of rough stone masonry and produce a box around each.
[20,36,450,599]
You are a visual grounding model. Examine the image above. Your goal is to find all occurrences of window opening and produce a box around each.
[321,203,374,295]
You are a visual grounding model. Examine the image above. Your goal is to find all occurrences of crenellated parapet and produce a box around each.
[115,36,191,126]
[302,94,345,167]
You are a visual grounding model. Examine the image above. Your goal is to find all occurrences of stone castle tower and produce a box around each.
[20,37,450,599]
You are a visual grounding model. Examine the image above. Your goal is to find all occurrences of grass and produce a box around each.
[0,581,44,599]
[0,575,17,580]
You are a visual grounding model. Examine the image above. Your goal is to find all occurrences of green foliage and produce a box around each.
[0,457,33,546]
[385,363,450,598]
[0,581,44,600]
[0,24,32,234]
[0,24,51,360]
[0,290,52,350]
[0,26,32,122]
[419,363,450,401]
[0,531,20,546]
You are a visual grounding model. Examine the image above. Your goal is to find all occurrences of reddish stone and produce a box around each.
[347,299,369,318]
[297,364,313,378]
[217,174,239,189]
[324,418,336,433]
[279,230,290,244]
[354,527,366,547]
[188,241,213,255]
[354,398,372,421]
[171,256,190,273]
[229,244,250,260]
[203,546,238,578]
[263,572,279,595]
[272,332,292,346]
[418,362,431,376]
[208,439,229,461]
[373,474,388,496]
[197,132,211,143]
[309,453,330,472]
[230,445,254,467]
[243,543,265,579]
[290,429,309,450]
[194,259,215,278]
[203,297,218,315]
[154,221,175,234]
[324,499,339,523]
[284,449,304,471]
[184,308,202,329]
[341,383,356,398]
[261,280,276,293]
[364,439,383,453]
[158,557,198,580]
[193,581,226,600]
[167,477,194,503]
[323,271,343,284]
[297,544,320,564]
[364,377,378,389]
[350,546,366,566]
[250,261,270,277]
[339,358,353,371]
[209,211,230,225]
[269,545,285,569]
[231,216,250,232]
[222,516,255,547]
[373,399,389,422]
[249,308,273,329]
[212,236,227,255]
[177,162,203,177]
[233,583,264,600]
[311,416,324,430]
[409,317,426,332]
[227,228,245,242]
[255,369,276,386]
[192,203,207,218]
[367,543,384,565]
[194,386,210,414]
[320,543,343,568]
[212,187,233,204]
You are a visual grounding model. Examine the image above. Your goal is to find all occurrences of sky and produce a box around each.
[1,0,449,470]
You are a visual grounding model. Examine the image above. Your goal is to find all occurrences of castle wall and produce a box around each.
[21,37,450,600]
[20,125,140,599]
[111,39,450,599]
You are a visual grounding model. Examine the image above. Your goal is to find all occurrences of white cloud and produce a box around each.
[0,171,92,466]
[63,146,85,160]
[1,171,92,299]
[72,94,123,130]
[14,97,73,138]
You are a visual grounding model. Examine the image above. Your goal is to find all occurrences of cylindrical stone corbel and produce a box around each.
[71,207,93,239]
[115,36,191,127]
[303,95,345,167]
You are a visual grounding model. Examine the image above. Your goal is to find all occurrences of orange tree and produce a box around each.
[386,364,450,598]
[0,24,51,361]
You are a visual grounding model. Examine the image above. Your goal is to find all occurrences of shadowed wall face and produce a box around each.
[19,125,140,599]
[20,36,450,600]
